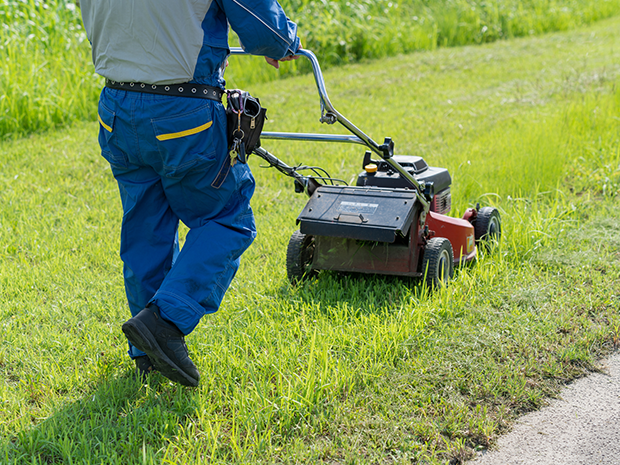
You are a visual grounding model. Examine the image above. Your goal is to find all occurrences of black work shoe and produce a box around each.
[134,355,156,382]
[122,305,200,387]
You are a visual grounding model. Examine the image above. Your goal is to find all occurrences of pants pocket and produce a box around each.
[152,103,220,179]
[98,101,128,169]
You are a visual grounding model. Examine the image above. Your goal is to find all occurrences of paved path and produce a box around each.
[469,351,620,465]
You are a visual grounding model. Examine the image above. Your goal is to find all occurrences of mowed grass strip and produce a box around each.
[1,16,620,465]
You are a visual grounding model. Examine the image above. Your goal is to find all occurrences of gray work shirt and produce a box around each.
[80,0,213,85]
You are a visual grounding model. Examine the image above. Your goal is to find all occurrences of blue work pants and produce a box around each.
[97,88,256,358]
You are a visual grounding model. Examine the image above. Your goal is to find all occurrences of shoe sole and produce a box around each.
[122,319,199,387]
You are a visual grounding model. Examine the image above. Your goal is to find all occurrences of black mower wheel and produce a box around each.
[286,230,317,284]
[475,207,501,250]
[421,237,454,288]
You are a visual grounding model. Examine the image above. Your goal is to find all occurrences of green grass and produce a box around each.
[1,14,620,465]
[4,0,620,137]
[0,0,100,137]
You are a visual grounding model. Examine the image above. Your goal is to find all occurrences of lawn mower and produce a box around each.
[230,48,501,287]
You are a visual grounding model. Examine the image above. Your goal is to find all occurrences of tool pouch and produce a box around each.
[226,90,267,164]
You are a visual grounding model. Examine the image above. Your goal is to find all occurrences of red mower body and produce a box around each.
[426,211,477,265]
[297,185,479,278]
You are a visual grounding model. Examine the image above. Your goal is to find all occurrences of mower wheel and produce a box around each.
[421,237,454,288]
[286,230,317,284]
[475,207,501,249]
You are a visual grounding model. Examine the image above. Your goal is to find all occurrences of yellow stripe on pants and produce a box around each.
[98,115,113,132]
[156,121,213,141]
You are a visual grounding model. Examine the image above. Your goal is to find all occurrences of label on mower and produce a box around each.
[338,201,379,215]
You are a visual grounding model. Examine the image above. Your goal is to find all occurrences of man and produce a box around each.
[80,0,301,386]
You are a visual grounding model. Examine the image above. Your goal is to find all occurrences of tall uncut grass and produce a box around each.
[3,0,620,137]
[289,0,620,63]
[0,0,99,137]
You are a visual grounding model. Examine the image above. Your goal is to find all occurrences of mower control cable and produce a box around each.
[253,146,346,196]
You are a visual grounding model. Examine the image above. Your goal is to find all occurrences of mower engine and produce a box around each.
[356,152,452,215]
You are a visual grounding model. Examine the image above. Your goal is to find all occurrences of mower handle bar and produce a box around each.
[229,47,426,198]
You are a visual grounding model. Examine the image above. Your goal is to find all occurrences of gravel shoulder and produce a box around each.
[469,351,620,465]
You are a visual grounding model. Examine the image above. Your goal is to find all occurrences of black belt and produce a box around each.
[105,80,224,101]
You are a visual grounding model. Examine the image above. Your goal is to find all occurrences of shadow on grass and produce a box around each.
[3,370,198,464]
[295,269,421,297]
[278,260,480,318]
